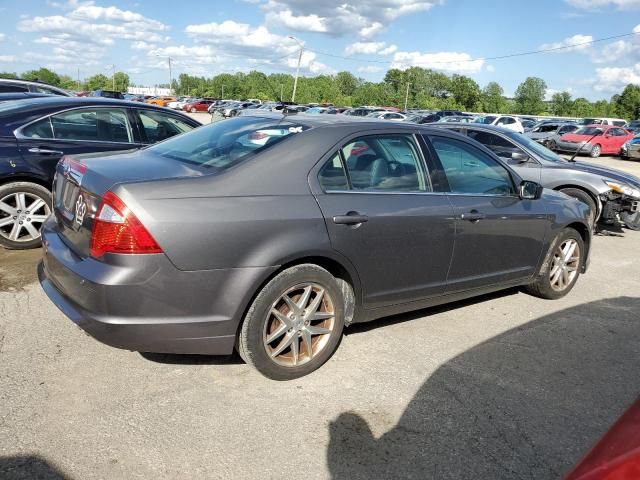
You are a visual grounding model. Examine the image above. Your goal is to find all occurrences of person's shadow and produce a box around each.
[327,297,640,480]
[0,455,70,479]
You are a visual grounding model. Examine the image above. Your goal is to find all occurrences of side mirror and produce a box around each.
[511,151,530,163]
[519,180,543,200]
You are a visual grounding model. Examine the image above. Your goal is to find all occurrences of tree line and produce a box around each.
[1,66,639,120]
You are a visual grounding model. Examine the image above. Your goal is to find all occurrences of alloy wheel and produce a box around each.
[263,283,335,367]
[0,192,50,243]
[549,239,580,292]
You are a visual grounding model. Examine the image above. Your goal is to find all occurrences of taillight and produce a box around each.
[90,191,162,258]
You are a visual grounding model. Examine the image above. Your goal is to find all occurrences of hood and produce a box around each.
[561,133,595,142]
[527,132,553,140]
[570,161,640,188]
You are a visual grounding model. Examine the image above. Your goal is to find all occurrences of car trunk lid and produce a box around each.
[51,149,205,258]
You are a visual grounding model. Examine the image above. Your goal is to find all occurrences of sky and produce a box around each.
[0,0,639,100]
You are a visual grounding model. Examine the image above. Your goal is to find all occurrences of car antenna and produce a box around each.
[568,131,601,163]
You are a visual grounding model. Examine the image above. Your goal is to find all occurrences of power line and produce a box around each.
[306,30,640,65]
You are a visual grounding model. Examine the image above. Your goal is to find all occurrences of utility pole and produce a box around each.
[289,36,304,103]
[221,84,225,99]
[168,56,173,94]
[111,64,116,91]
[280,84,284,102]
[404,82,411,111]
[77,67,80,91]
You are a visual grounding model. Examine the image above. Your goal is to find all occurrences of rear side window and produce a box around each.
[49,108,133,143]
[318,134,429,193]
[0,84,28,93]
[21,118,54,138]
[147,117,308,169]
[429,136,514,196]
[138,110,195,143]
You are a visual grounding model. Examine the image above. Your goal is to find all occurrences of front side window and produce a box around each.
[49,108,133,143]
[138,109,195,143]
[341,135,428,192]
[429,136,515,196]
[558,125,577,134]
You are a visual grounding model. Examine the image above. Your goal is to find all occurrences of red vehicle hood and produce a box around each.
[561,133,598,142]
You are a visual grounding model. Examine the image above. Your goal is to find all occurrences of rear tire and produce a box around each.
[559,188,597,227]
[237,264,346,380]
[0,182,51,250]
[525,228,584,300]
[589,144,601,158]
[548,140,557,151]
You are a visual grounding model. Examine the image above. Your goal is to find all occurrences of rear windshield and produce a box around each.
[474,115,497,124]
[146,116,309,169]
[575,127,603,136]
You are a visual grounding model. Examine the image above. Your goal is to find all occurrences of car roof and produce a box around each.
[432,122,521,135]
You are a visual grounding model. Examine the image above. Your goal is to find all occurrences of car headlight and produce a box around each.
[604,180,640,198]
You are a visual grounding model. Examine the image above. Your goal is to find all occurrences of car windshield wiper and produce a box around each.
[568,132,602,163]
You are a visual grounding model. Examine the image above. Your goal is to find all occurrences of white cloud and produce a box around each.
[486,64,495,72]
[566,0,640,9]
[0,55,16,62]
[264,0,442,37]
[358,65,384,73]
[391,51,484,74]
[0,33,5,42]
[545,87,574,101]
[593,64,640,92]
[345,41,397,56]
[539,34,593,52]
[17,3,169,66]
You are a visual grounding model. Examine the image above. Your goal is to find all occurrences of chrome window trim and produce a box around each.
[324,189,518,199]
[14,105,138,144]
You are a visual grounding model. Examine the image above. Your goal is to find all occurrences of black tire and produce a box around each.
[559,188,597,227]
[0,182,51,250]
[620,211,640,231]
[525,228,584,300]
[190,107,197,113]
[589,144,601,158]
[237,264,346,380]
[548,140,557,151]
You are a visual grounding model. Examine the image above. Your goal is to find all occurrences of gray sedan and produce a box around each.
[39,115,591,379]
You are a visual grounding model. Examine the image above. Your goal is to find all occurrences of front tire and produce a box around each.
[525,228,584,300]
[237,264,346,380]
[548,140,557,151]
[190,107,197,113]
[589,144,601,158]
[0,182,51,250]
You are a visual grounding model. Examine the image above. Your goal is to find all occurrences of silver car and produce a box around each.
[525,122,579,149]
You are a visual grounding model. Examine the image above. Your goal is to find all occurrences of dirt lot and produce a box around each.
[0,154,639,480]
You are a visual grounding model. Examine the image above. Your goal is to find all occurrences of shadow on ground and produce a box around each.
[0,455,70,480]
[327,297,640,480]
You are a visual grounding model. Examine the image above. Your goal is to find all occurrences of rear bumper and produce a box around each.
[38,224,277,355]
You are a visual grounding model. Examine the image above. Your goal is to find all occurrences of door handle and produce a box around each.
[333,212,369,225]
[460,212,486,222]
[28,147,64,155]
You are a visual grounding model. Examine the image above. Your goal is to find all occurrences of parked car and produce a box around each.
[555,125,634,158]
[436,115,474,124]
[367,111,407,121]
[626,119,640,134]
[525,122,579,148]
[0,97,201,249]
[473,115,524,133]
[167,96,194,110]
[38,114,591,380]
[146,96,176,107]
[183,99,215,112]
[0,92,55,103]
[0,78,72,97]
[434,123,640,230]
[520,119,537,131]
[578,117,627,127]
[620,136,640,160]
[89,90,125,100]
[345,107,385,117]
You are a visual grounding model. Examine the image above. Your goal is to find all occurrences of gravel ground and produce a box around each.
[0,153,639,480]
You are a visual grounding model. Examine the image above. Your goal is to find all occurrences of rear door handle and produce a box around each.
[460,212,486,222]
[333,213,369,225]
[28,147,64,155]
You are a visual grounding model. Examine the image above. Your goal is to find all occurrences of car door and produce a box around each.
[607,128,629,153]
[15,106,143,186]
[312,132,455,308]
[425,134,548,293]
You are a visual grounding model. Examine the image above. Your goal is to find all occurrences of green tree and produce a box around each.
[570,97,592,117]
[113,72,129,92]
[21,68,61,86]
[550,91,573,116]
[449,74,480,110]
[0,72,19,79]
[514,77,547,114]
[58,74,77,90]
[85,74,110,91]
[614,84,640,120]
[335,71,359,97]
[481,82,505,113]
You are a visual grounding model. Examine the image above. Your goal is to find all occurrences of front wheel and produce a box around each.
[548,140,557,151]
[237,264,346,380]
[0,182,52,249]
[589,144,601,158]
[559,188,597,227]
[525,228,584,300]
[190,107,197,113]
[620,211,640,231]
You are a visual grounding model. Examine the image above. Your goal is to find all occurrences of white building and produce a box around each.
[127,86,172,96]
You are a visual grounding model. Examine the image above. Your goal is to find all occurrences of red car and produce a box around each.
[565,398,640,480]
[556,124,633,158]
[183,100,214,113]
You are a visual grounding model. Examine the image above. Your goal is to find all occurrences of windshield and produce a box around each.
[146,117,309,169]
[505,131,567,163]
[473,115,497,124]
[575,127,604,136]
